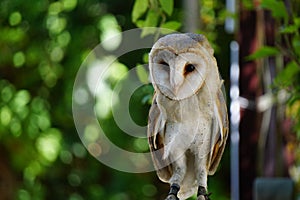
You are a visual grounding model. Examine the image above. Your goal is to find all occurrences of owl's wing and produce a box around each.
[208,83,229,175]
[147,93,172,182]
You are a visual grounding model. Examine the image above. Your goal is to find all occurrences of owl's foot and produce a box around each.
[197,186,211,200]
[165,183,180,200]
[165,194,179,200]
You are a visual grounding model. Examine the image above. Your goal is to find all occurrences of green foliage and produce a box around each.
[136,65,149,84]
[260,0,288,21]
[255,0,300,138]
[132,0,148,23]
[247,0,300,164]
[0,0,157,199]
[0,0,231,199]
[246,46,279,60]
[159,0,173,16]
[274,61,300,89]
[131,0,181,37]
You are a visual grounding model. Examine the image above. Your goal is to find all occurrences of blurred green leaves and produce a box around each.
[36,128,62,163]
[9,11,22,26]
[246,46,279,61]
[132,0,181,37]
[274,61,300,88]
[0,0,162,198]
[246,0,300,142]
[132,0,148,23]
[0,0,231,199]
[261,0,288,21]
[159,0,174,16]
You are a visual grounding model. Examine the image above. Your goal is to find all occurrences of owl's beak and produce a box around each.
[170,67,184,95]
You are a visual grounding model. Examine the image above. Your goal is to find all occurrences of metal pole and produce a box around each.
[225,0,236,34]
[230,41,240,200]
[183,0,200,32]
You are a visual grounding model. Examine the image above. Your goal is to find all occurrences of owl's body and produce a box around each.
[148,33,228,200]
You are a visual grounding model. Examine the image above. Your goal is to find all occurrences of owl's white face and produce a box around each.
[150,48,209,100]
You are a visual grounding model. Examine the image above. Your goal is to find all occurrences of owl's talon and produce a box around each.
[165,194,179,200]
[197,194,211,200]
[197,186,211,200]
[165,183,180,200]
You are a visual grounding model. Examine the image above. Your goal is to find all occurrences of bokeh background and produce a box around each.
[0,0,299,200]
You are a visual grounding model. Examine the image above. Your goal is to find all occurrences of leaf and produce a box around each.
[159,0,173,16]
[136,64,149,84]
[246,46,279,60]
[294,17,300,27]
[132,0,149,23]
[274,61,300,87]
[160,21,181,34]
[261,0,288,20]
[141,10,159,37]
[280,25,298,34]
[135,20,145,28]
[292,36,300,57]
[242,0,254,10]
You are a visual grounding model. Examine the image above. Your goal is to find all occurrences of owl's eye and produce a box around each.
[158,61,169,67]
[184,64,195,75]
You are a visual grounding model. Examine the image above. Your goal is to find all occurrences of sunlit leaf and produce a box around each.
[280,25,298,34]
[160,21,181,34]
[13,51,26,67]
[9,11,22,26]
[242,0,254,9]
[286,100,300,119]
[24,161,42,181]
[46,15,67,34]
[141,11,159,37]
[13,90,31,107]
[0,28,26,43]
[132,0,149,22]
[37,114,51,131]
[99,15,122,51]
[295,17,300,25]
[0,106,12,126]
[274,61,300,87]
[136,65,149,84]
[48,2,63,15]
[159,0,174,16]
[1,83,15,103]
[36,129,62,163]
[17,189,31,200]
[261,0,288,20]
[62,0,77,11]
[10,118,22,137]
[246,46,279,60]
[57,31,71,47]
[135,20,145,28]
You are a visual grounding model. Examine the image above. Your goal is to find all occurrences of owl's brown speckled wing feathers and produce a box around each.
[147,92,172,182]
[207,84,228,175]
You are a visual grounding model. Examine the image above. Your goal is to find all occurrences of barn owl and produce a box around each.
[147,33,228,200]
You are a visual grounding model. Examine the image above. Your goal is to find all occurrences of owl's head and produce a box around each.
[149,33,216,100]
